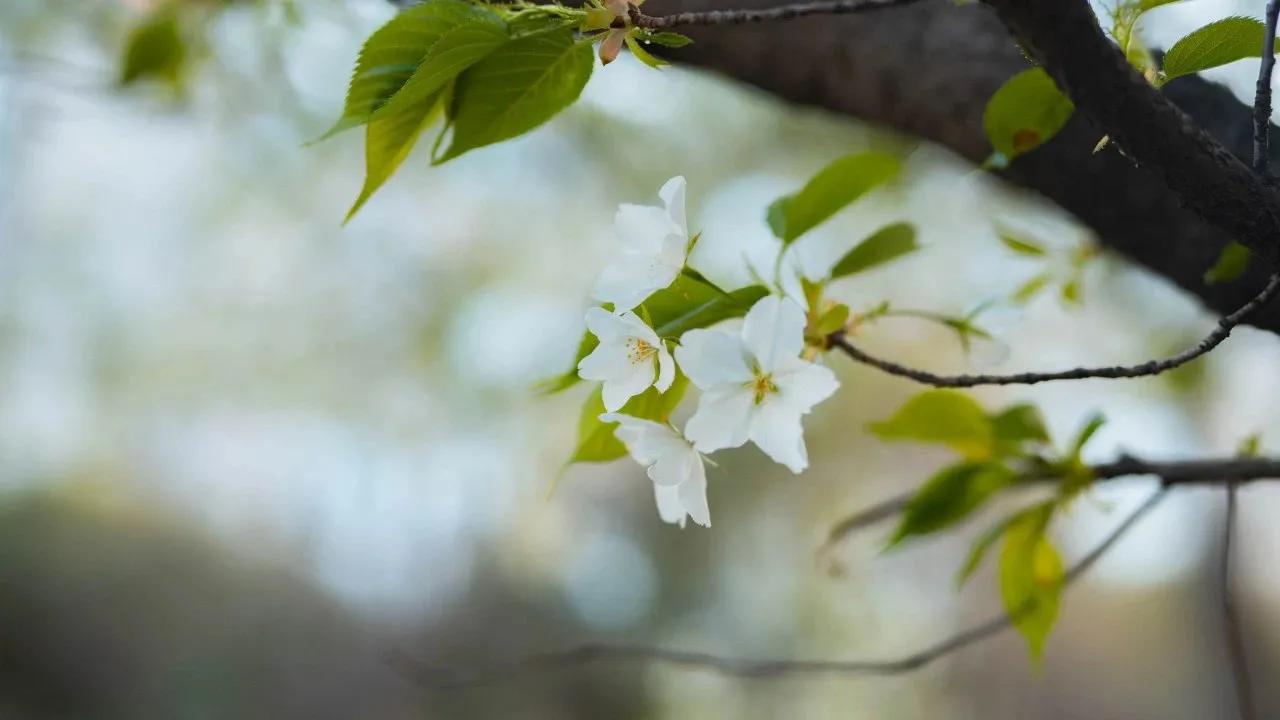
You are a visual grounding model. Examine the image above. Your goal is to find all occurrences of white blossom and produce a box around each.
[601,413,710,528]
[577,307,675,411]
[675,295,838,473]
[593,176,689,312]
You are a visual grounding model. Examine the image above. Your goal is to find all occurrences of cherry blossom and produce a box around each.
[593,176,689,312]
[577,307,675,411]
[601,413,710,528]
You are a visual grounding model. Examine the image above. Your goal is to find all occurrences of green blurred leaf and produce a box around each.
[956,500,1053,587]
[346,92,445,222]
[320,0,502,140]
[438,29,593,163]
[1163,17,1278,82]
[371,10,508,121]
[1000,504,1063,660]
[120,9,187,87]
[983,68,1074,161]
[1204,241,1252,285]
[998,231,1047,257]
[869,390,994,459]
[1112,0,1184,77]
[831,223,919,278]
[889,462,1017,546]
[1070,413,1106,457]
[992,404,1050,454]
[811,303,850,337]
[643,274,769,338]
[624,33,667,68]
[570,373,688,463]
[769,152,901,243]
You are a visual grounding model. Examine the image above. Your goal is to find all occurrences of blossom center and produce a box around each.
[749,372,778,405]
[626,337,658,365]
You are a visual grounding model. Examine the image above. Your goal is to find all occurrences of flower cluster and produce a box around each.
[578,177,839,527]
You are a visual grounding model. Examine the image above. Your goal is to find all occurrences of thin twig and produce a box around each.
[628,0,920,29]
[1255,0,1280,174]
[830,274,1280,388]
[1221,483,1257,720]
[398,488,1167,688]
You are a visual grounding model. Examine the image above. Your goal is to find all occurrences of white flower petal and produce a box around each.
[653,483,687,527]
[675,329,753,388]
[594,259,678,312]
[773,359,840,414]
[749,400,808,474]
[678,456,710,527]
[658,175,688,237]
[584,306,632,342]
[655,346,675,393]
[741,295,806,372]
[601,359,656,412]
[602,413,689,475]
[616,203,678,255]
[684,385,754,452]
[577,341,631,382]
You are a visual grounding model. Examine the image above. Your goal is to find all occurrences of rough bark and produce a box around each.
[658,0,1280,332]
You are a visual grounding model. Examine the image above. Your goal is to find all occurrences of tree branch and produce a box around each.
[1221,483,1257,720]
[828,274,1280,388]
[398,487,1167,688]
[628,0,919,29]
[1255,0,1280,175]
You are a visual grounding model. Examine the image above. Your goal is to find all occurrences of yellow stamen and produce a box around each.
[626,337,657,364]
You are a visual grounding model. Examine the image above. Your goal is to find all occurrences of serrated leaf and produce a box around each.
[889,462,1017,546]
[999,504,1062,660]
[769,152,901,244]
[983,68,1075,161]
[869,390,994,459]
[438,29,593,163]
[120,9,187,86]
[371,11,508,121]
[346,93,445,222]
[831,222,919,278]
[570,373,688,463]
[320,0,502,140]
[1204,241,1252,284]
[998,231,1047,257]
[1163,17,1278,82]
[956,500,1054,587]
[643,274,769,338]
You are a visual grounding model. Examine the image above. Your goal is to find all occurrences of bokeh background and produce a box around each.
[1,0,1279,717]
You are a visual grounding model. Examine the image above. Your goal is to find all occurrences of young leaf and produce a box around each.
[768,152,901,244]
[983,68,1075,163]
[570,373,688,463]
[869,390,994,459]
[320,0,501,140]
[635,30,693,48]
[643,275,769,338]
[120,9,187,87]
[831,223,919,278]
[811,303,851,338]
[370,10,509,121]
[1163,17,1278,82]
[889,462,1018,546]
[624,33,667,68]
[1204,241,1251,285]
[346,93,445,222]
[1070,413,1106,458]
[956,500,1053,587]
[991,404,1050,453]
[437,29,593,163]
[999,504,1063,660]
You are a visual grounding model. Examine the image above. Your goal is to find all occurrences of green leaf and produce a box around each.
[768,152,901,244]
[1204,241,1252,284]
[120,9,187,86]
[438,29,593,163]
[1070,413,1106,457]
[624,33,667,69]
[992,404,1050,456]
[956,500,1053,587]
[320,0,502,140]
[643,274,769,338]
[998,231,1047,257]
[635,30,693,48]
[346,92,445,222]
[371,10,508,121]
[999,504,1063,660]
[1163,17,1278,82]
[569,373,688,463]
[831,223,919,278]
[869,390,994,459]
[889,462,1017,546]
[983,68,1075,161]
[538,330,599,394]
[812,303,851,337]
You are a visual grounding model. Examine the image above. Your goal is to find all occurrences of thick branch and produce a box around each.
[1255,1,1280,174]
[829,274,1280,388]
[400,488,1167,687]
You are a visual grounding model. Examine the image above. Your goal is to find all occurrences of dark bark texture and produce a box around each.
[658,0,1280,332]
